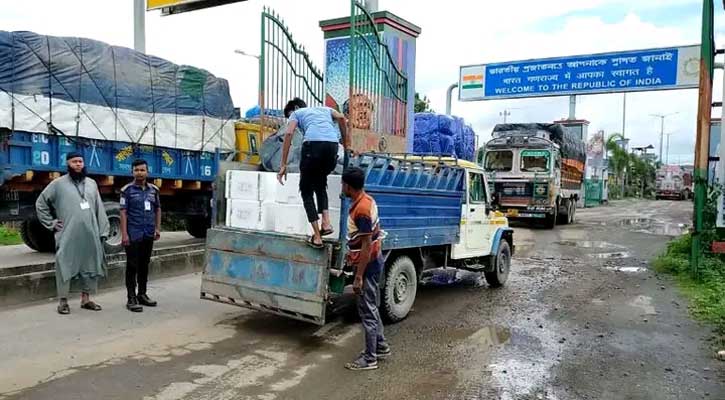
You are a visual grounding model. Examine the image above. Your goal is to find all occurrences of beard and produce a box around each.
[67,166,87,182]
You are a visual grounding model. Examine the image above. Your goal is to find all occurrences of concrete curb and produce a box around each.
[0,244,205,308]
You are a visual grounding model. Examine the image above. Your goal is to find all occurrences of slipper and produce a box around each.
[320,227,335,236]
[80,301,102,311]
[57,303,70,315]
[306,237,324,249]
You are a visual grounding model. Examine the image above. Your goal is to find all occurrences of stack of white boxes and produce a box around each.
[225,170,342,239]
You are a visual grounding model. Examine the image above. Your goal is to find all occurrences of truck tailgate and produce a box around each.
[201,227,333,325]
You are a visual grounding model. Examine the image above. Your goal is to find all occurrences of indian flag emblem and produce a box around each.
[462,73,484,89]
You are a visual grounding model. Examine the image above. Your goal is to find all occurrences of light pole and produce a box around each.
[665,132,675,164]
[650,112,679,163]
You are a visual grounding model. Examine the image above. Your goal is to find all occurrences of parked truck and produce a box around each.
[655,165,692,200]
[0,31,236,252]
[480,123,586,229]
[200,154,514,325]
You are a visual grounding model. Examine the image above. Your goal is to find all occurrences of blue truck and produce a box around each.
[0,31,236,252]
[201,154,514,324]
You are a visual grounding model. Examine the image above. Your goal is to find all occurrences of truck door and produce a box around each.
[465,171,491,254]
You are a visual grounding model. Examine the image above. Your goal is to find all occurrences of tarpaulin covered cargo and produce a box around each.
[0,31,235,152]
[413,113,475,161]
[492,123,586,164]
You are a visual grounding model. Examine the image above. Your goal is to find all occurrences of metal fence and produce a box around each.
[349,0,408,137]
[259,8,324,125]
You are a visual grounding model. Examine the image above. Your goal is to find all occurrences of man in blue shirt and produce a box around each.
[278,97,349,248]
[120,159,161,312]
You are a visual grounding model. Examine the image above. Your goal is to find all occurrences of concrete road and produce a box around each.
[0,232,201,269]
[1,200,723,400]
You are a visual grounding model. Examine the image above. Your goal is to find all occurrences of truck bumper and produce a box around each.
[502,206,553,219]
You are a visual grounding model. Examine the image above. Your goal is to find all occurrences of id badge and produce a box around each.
[80,200,90,210]
[144,200,151,211]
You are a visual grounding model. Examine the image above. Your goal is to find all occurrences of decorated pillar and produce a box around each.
[320,10,421,153]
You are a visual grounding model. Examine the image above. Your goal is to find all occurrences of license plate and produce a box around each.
[507,209,519,217]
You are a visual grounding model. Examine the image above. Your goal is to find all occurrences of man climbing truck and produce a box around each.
[201,154,514,325]
[481,123,586,229]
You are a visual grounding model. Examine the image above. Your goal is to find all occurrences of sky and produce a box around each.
[2,0,724,164]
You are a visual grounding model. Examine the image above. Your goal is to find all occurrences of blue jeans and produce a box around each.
[357,264,386,362]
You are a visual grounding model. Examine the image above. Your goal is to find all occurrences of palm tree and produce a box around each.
[606,133,629,199]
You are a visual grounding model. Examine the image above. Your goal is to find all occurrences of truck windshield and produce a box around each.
[521,150,550,173]
[484,151,513,171]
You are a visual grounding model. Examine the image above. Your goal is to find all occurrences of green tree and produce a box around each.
[414,92,433,113]
[605,133,657,199]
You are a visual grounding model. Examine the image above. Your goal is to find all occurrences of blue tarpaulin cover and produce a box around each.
[413,113,476,161]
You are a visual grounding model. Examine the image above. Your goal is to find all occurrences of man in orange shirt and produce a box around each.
[341,167,390,371]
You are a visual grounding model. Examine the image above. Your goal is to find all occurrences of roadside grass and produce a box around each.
[0,224,23,246]
[653,233,725,340]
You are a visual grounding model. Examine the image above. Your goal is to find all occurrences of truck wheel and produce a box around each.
[485,241,511,288]
[186,216,210,238]
[103,202,123,254]
[568,201,576,224]
[545,206,557,229]
[381,255,418,323]
[557,199,570,225]
[21,216,55,252]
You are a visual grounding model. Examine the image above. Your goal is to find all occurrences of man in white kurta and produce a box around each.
[35,152,109,314]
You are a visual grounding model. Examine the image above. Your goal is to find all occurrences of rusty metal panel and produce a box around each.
[201,227,331,324]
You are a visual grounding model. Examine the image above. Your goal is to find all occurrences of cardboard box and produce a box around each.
[225,199,260,230]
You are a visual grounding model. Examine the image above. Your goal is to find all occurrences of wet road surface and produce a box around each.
[1,199,723,400]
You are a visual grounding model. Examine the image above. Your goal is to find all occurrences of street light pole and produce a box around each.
[650,112,679,163]
[665,132,675,164]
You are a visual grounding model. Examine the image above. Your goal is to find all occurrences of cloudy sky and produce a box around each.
[3,0,723,164]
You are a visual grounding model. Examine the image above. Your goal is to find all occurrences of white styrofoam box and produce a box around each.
[274,204,310,236]
[226,170,259,200]
[226,199,261,230]
[258,172,279,203]
[327,207,342,239]
[327,175,343,209]
[275,173,302,204]
[260,201,277,231]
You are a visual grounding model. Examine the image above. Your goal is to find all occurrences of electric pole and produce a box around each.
[650,112,679,163]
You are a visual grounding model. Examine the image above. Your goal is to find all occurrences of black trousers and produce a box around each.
[125,237,154,298]
[299,141,338,223]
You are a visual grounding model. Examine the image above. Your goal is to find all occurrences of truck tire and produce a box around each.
[544,206,557,229]
[186,216,210,239]
[103,202,123,254]
[485,241,511,288]
[21,216,55,252]
[557,199,571,225]
[381,255,418,323]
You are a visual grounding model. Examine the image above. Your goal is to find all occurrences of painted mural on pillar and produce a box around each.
[324,33,413,153]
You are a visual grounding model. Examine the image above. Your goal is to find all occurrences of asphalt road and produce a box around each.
[1,200,723,400]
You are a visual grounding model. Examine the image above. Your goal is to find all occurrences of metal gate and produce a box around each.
[259,8,325,125]
[349,0,408,150]
[585,178,603,207]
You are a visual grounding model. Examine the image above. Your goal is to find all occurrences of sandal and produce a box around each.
[80,301,102,311]
[57,302,70,315]
[320,227,335,236]
[306,237,324,249]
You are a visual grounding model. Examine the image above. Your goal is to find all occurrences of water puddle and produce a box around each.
[588,251,631,259]
[616,218,689,236]
[605,266,647,273]
[555,240,624,249]
[468,326,511,348]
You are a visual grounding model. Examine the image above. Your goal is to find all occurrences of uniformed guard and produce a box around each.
[120,159,161,312]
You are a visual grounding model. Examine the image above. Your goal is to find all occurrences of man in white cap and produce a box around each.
[36,151,109,314]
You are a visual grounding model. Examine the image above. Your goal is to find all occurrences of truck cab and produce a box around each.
[201,154,513,325]
[480,123,584,229]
